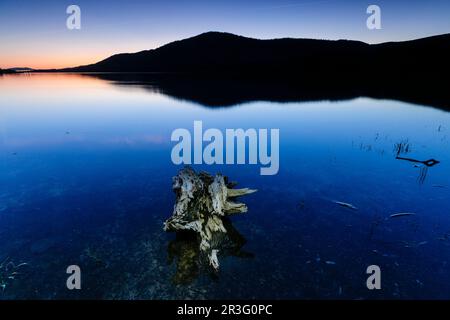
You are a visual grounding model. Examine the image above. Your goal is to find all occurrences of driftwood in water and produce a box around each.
[164,167,256,270]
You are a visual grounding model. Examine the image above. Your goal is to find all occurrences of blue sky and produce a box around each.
[1,0,449,68]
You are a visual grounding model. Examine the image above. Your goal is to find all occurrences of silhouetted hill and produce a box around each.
[59,32,450,78]
[46,32,450,110]
[0,68,17,74]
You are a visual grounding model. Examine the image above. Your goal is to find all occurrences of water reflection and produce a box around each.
[395,156,440,185]
[2,73,450,299]
[86,73,450,110]
[167,218,253,285]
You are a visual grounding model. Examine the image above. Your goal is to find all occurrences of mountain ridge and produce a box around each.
[53,31,450,75]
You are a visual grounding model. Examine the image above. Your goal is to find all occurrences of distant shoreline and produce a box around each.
[0,68,17,74]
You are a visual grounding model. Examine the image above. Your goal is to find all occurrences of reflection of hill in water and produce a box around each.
[86,73,450,110]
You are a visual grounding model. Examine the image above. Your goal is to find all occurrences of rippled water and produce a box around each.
[1,73,450,299]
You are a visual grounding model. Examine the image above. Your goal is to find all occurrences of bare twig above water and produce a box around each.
[396,157,440,167]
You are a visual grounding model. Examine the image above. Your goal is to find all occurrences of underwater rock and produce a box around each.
[164,167,256,270]
[167,232,200,285]
[30,238,56,254]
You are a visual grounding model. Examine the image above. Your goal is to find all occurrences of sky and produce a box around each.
[1,0,449,69]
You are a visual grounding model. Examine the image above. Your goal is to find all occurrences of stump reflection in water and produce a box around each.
[167,218,253,285]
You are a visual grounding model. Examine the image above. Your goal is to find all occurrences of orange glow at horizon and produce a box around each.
[0,40,163,70]
[1,52,108,70]
[2,58,97,70]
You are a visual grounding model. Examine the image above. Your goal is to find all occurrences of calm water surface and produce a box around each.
[1,73,449,299]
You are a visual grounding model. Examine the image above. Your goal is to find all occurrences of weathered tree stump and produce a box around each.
[164,167,256,270]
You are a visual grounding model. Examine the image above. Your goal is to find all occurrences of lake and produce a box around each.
[1,73,449,299]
